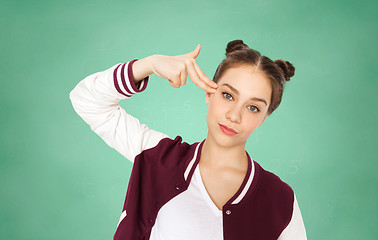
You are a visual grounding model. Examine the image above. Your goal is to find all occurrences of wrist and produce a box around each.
[132,57,154,83]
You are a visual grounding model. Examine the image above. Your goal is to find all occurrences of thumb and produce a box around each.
[185,44,201,59]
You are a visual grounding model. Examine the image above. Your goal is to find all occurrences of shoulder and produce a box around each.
[141,136,195,157]
[254,161,294,196]
[135,136,200,167]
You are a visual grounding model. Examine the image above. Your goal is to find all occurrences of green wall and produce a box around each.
[1,0,377,239]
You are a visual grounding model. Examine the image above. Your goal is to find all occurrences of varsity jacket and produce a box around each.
[69,60,307,240]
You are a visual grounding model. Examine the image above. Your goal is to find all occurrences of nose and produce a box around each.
[226,106,241,124]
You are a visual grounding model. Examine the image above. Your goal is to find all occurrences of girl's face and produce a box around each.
[205,65,272,148]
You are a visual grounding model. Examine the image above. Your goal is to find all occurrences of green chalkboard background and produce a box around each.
[1,0,377,239]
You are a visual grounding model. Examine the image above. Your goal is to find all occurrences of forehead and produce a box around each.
[218,65,272,103]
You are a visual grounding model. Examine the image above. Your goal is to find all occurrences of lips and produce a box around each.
[218,124,238,136]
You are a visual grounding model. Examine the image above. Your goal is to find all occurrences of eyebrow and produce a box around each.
[221,83,268,106]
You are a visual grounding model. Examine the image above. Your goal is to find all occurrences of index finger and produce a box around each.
[187,64,217,93]
[193,61,218,89]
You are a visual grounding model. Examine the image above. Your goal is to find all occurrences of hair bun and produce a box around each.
[274,60,295,82]
[226,40,250,57]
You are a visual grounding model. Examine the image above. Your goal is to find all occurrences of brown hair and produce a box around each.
[212,40,295,115]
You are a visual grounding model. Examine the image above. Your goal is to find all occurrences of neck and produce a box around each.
[200,134,248,170]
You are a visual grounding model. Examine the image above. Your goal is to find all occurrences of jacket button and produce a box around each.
[148,218,154,224]
[175,184,181,190]
[225,210,231,215]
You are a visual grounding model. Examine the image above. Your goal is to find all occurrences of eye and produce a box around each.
[222,92,233,100]
[248,105,260,112]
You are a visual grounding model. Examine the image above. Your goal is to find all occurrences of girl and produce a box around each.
[70,40,307,239]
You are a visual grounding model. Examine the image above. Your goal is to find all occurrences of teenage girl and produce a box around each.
[70,40,307,240]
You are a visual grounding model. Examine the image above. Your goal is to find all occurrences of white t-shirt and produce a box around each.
[150,164,224,240]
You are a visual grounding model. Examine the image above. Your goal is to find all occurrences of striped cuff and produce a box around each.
[113,59,149,97]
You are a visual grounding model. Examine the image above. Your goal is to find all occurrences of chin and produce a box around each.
[209,130,246,149]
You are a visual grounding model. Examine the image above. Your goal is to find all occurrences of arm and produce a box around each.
[69,45,218,162]
[278,194,307,240]
[69,60,168,162]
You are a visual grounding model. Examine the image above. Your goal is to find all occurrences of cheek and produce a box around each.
[207,95,224,116]
[242,116,264,133]
[207,103,219,122]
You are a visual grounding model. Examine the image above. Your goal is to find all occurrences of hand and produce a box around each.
[146,44,218,93]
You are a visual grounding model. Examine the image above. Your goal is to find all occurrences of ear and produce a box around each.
[205,92,211,104]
